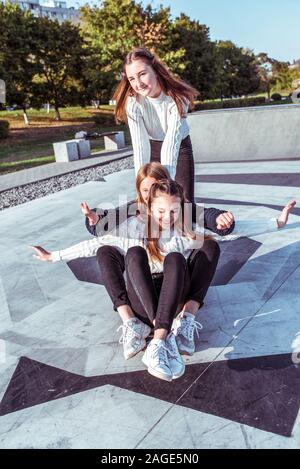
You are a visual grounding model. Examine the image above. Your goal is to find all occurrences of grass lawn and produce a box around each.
[0,106,131,174]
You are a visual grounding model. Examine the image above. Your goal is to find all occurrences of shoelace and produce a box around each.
[150,343,170,367]
[166,335,182,362]
[179,317,203,341]
[117,322,139,345]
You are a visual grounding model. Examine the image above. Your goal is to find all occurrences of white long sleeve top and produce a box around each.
[52,216,203,274]
[126,92,190,179]
[51,216,279,274]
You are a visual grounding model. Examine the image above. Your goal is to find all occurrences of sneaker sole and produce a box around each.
[147,366,173,382]
[172,367,186,379]
[142,356,173,382]
[178,348,194,356]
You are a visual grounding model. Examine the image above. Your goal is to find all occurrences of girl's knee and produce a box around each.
[164,252,187,269]
[125,246,147,265]
[203,239,221,260]
[96,245,117,261]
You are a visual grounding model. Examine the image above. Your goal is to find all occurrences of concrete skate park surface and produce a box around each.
[1,155,300,448]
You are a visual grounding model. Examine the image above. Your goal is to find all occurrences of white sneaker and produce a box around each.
[117,318,151,360]
[142,339,173,382]
[173,312,203,355]
[165,332,185,379]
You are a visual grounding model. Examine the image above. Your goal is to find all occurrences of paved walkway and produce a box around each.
[0,146,133,192]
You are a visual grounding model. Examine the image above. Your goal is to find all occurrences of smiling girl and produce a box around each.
[113,47,198,203]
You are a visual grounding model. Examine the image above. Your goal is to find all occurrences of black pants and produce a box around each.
[150,135,195,203]
[97,240,220,332]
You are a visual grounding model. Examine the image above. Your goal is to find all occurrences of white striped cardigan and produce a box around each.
[126,92,190,179]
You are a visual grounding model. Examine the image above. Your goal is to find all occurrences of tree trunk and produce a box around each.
[23,108,29,125]
[46,102,50,114]
[54,106,61,121]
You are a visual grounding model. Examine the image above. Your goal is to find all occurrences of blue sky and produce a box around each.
[67,0,300,63]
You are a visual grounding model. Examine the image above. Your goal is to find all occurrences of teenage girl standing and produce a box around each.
[113,47,199,204]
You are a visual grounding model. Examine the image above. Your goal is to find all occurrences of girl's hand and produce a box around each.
[80,202,99,226]
[216,211,234,230]
[30,245,53,262]
[277,199,296,228]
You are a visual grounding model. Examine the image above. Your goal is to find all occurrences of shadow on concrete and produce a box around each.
[195,173,300,187]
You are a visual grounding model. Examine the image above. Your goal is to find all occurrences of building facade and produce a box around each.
[0,0,80,23]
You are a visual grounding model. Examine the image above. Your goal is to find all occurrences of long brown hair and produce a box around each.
[136,162,170,206]
[128,162,171,220]
[146,179,207,263]
[113,47,199,123]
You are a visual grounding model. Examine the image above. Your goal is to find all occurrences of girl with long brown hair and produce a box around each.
[112,47,200,203]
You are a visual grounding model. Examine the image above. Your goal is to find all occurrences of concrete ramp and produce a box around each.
[188,104,300,163]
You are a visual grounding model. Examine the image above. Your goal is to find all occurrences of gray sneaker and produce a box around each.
[142,339,173,382]
[117,318,151,360]
[173,313,203,355]
[165,332,185,379]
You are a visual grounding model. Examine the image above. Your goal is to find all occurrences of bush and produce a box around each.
[193,96,266,111]
[92,113,115,126]
[0,120,9,139]
[271,93,282,101]
[193,101,221,111]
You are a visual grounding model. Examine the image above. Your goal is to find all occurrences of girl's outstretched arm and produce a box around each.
[277,199,296,228]
[80,201,99,226]
[30,234,145,263]
[30,237,116,263]
[214,199,296,241]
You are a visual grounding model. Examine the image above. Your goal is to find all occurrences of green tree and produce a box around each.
[255,52,277,99]
[80,0,143,103]
[80,0,143,73]
[216,41,260,99]
[80,0,186,102]
[170,14,219,99]
[31,18,86,120]
[272,61,297,93]
[139,5,186,74]
[0,2,38,124]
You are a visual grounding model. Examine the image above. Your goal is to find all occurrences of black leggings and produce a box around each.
[150,135,195,203]
[97,239,220,332]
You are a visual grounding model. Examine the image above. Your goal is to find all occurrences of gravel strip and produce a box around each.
[0,156,134,211]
